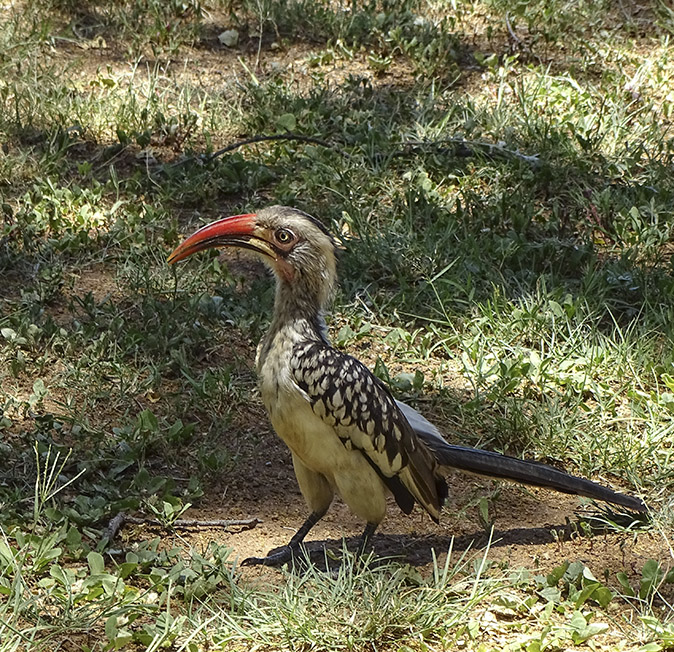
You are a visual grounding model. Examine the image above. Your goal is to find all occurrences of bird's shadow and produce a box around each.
[257,509,645,574]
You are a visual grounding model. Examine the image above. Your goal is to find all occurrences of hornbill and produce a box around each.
[168,205,646,565]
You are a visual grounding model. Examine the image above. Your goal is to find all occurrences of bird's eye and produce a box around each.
[275,228,294,245]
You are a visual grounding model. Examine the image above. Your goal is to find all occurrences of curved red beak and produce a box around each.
[167,213,257,265]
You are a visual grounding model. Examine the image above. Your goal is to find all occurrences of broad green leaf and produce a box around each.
[277,113,296,132]
[640,560,664,599]
[87,550,105,575]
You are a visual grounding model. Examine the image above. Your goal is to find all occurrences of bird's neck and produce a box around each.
[258,280,331,364]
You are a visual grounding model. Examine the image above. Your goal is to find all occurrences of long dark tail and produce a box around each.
[429,441,645,512]
[396,400,646,513]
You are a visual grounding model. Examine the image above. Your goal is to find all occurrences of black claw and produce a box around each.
[241,546,295,567]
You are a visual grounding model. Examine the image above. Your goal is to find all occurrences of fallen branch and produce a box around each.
[168,132,352,170]
[165,132,540,172]
[390,138,541,167]
[105,513,261,541]
[206,133,350,162]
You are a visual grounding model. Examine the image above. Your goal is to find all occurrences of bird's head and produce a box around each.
[168,205,338,308]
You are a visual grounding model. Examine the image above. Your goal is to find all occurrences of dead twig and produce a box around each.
[504,12,543,64]
[505,12,523,49]
[391,138,541,167]
[105,513,261,541]
[165,132,540,173]
[205,133,350,162]
[168,133,352,171]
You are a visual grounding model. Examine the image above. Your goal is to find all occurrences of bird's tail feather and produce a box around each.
[395,400,646,513]
[429,440,645,512]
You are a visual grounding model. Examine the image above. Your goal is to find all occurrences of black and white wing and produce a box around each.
[292,342,448,520]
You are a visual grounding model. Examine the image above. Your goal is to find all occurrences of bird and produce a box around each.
[168,205,646,565]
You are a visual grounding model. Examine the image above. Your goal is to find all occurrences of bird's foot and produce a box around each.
[241,545,297,567]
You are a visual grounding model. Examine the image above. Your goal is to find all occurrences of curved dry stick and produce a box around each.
[167,132,540,171]
[105,513,261,541]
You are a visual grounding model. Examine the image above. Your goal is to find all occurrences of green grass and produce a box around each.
[1,0,674,649]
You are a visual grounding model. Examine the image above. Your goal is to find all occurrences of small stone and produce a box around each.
[218,29,239,47]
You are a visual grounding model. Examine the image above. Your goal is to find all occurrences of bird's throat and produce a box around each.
[257,280,330,366]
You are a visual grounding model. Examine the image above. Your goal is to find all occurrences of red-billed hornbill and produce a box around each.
[168,205,646,565]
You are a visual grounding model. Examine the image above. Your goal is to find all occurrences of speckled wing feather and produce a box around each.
[291,342,448,521]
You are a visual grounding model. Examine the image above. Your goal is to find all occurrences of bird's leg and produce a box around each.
[356,522,378,558]
[242,509,327,566]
